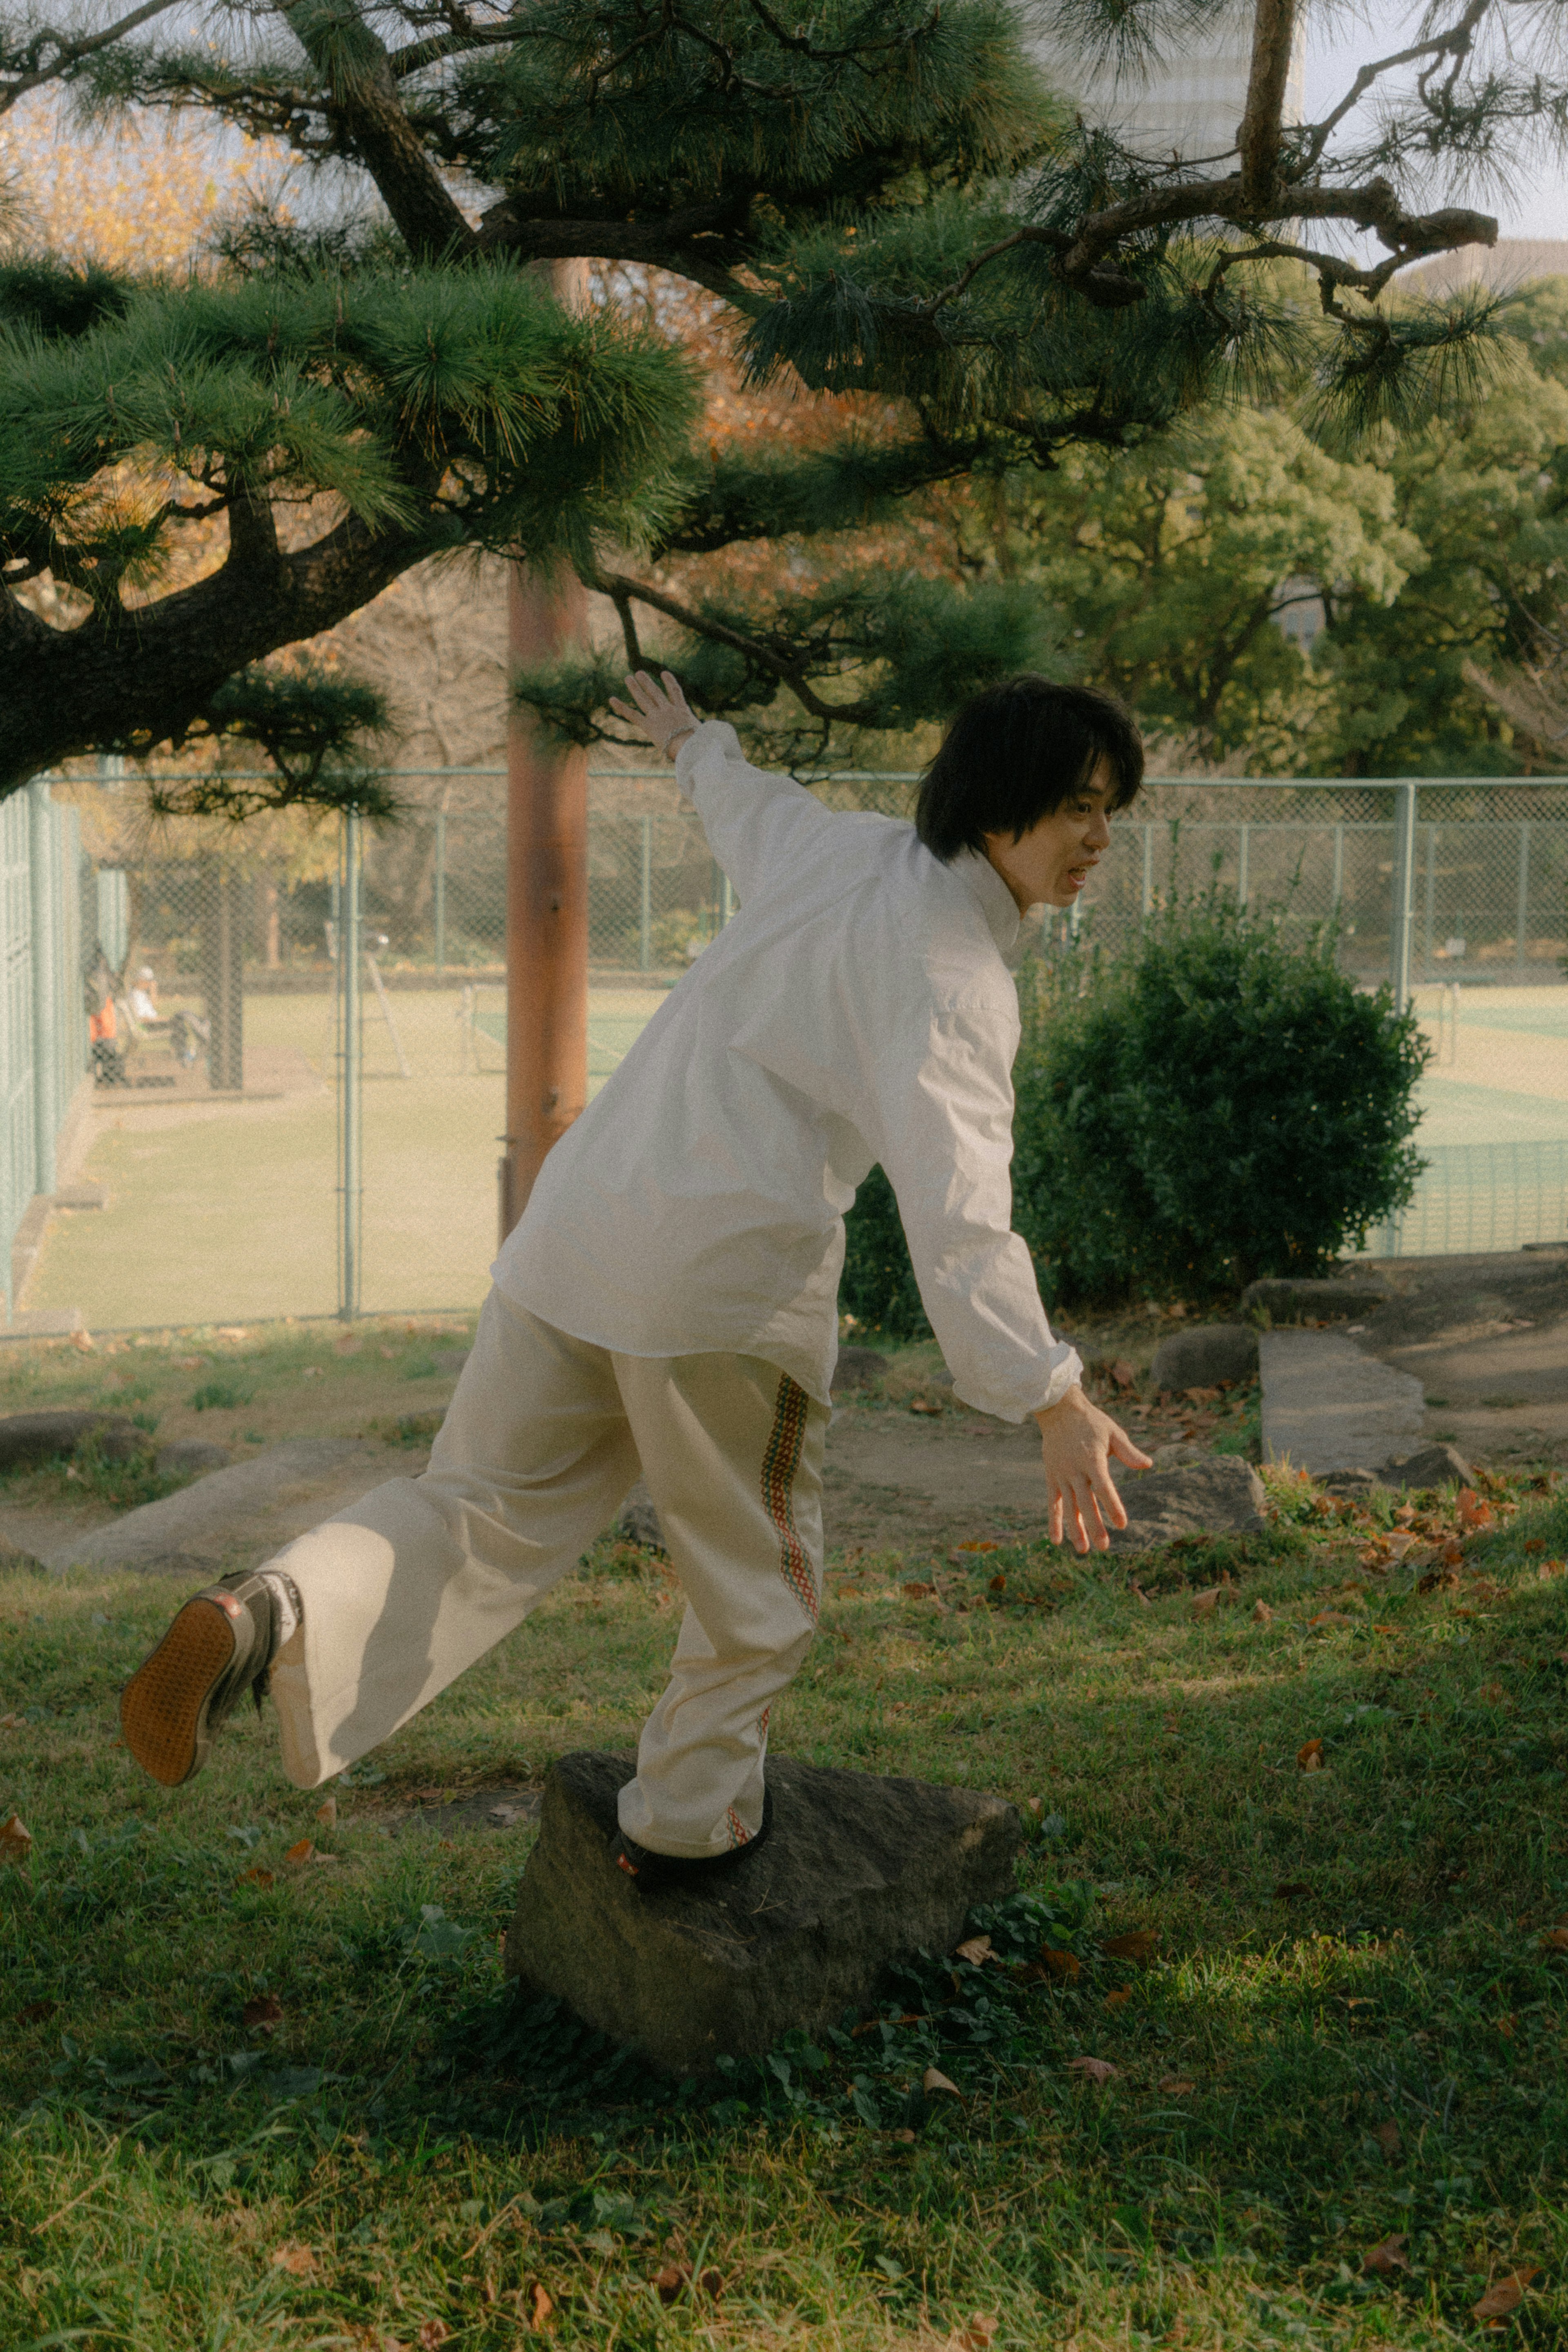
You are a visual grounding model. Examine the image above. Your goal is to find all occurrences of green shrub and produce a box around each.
[840,894,1429,1323]
[1013,895,1429,1303]
[189,1380,252,1411]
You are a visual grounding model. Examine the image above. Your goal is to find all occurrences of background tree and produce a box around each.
[0,0,1550,798]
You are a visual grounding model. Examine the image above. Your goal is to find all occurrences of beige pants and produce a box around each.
[266,1290,828,1858]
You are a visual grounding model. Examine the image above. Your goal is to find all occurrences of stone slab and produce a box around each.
[1243,1277,1389,1322]
[0,1410,141,1471]
[1259,1329,1425,1474]
[45,1436,395,1576]
[1109,1455,1267,1549]
[504,1749,1022,2075]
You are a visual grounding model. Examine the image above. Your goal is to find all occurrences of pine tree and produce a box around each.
[0,0,1555,802]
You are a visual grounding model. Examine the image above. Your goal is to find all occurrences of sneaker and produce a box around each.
[614,1789,774,1893]
[120,1569,295,1788]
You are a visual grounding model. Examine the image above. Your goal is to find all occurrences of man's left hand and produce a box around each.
[1033,1384,1152,1554]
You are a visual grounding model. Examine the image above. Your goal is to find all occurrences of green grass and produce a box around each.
[2,1432,1566,2345]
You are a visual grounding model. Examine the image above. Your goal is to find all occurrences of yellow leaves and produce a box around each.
[283,1838,314,1866]
[1297,1739,1325,1772]
[1253,1600,1275,1625]
[524,2280,556,2328]
[1041,1946,1080,1982]
[922,2065,962,2099]
[0,1713,26,1730]
[0,1812,33,1864]
[1104,1986,1132,2009]
[952,1540,1000,1556]
[950,2318,999,2352]
[1066,2055,1118,2084]
[270,2243,317,2277]
[1457,1487,1494,1532]
[1101,1930,1161,1965]
[418,2324,451,2349]
[236,1867,275,1889]
[1539,1922,1568,1956]
[952,1936,994,1966]
[1307,1610,1356,1630]
[1158,2077,1196,2094]
[1473,2266,1539,2321]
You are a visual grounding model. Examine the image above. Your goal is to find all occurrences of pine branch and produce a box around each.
[0,0,178,116]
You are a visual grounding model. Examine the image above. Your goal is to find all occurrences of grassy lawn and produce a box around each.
[1,1331,1566,2348]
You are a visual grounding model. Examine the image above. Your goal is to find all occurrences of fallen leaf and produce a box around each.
[1109,1360,1137,1389]
[1041,1946,1081,1981]
[270,2243,317,2276]
[1457,1488,1494,1532]
[1494,2013,1516,2038]
[852,2011,924,2036]
[1274,1880,1312,1900]
[283,1838,314,1865]
[1158,2077,1196,2094]
[696,2268,725,2301]
[1104,1986,1132,2009]
[1102,1930,1160,1965]
[902,1580,935,1598]
[1024,1797,1043,1817]
[1383,1531,1416,1558]
[316,1795,338,1828]
[953,2319,1000,2352]
[0,1713,24,1729]
[418,2325,451,2350]
[242,1993,283,2033]
[1363,2233,1410,2274]
[528,2281,555,2330]
[1191,1587,1221,1617]
[953,1935,994,1966]
[1308,1610,1354,1629]
[1480,1681,1506,1705]
[311,1849,341,1865]
[19,1998,59,2024]
[909,1397,943,1416]
[1374,2120,1401,2157]
[0,1812,33,1864]
[1066,2056,1118,2084]
[1253,1600,1275,1625]
[954,1539,1000,1555]
[1539,1926,1568,1954]
[301,1365,325,1380]
[1473,2268,1539,2321]
[987,1572,1007,1594]
[1418,1566,1461,1594]
[1184,1385,1223,1404]
[236,1867,275,1889]
[653,2264,687,2305]
[922,2065,963,2098]
[1297,1739,1325,1772]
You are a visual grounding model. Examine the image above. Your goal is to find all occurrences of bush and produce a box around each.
[839,894,1429,1323]
[1013,896,1429,1304]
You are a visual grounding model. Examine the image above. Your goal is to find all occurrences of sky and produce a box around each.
[1301,0,1568,242]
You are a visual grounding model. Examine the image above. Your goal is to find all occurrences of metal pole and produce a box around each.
[1389,781,1417,1014]
[337,809,362,1321]
[434,808,446,978]
[27,780,58,1198]
[1236,821,1250,908]
[1516,817,1531,970]
[1141,825,1154,921]
[639,812,652,974]
[1331,821,1344,914]
[1422,823,1437,977]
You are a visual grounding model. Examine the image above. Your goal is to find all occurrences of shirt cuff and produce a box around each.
[1031,1348,1084,1416]
[672,719,733,808]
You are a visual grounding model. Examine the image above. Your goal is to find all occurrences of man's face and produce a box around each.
[982,757,1117,912]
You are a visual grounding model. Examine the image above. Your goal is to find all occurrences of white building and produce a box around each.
[1032,2,1304,172]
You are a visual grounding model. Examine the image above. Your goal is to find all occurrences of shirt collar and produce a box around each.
[948,847,1024,956]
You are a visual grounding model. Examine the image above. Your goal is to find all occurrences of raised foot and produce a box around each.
[120,1596,241,1787]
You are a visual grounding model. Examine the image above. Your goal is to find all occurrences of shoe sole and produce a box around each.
[120,1598,238,1787]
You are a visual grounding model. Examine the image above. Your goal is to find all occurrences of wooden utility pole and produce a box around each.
[498,562,590,1241]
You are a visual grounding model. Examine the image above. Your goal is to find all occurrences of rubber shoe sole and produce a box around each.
[120,1596,241,1788]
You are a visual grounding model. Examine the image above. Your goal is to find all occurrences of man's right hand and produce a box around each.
[609,669,699,762]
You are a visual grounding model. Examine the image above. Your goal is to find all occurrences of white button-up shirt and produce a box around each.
[494,721,1083,1421]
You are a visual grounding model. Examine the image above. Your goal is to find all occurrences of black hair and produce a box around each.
[915,675,1144,862]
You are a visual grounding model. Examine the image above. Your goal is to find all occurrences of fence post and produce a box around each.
[1140,825,1154,921]
[434,809,446,978]
[1515,818,1531,970]
[1421,823,1437,976]
[639,813,652,973]
[1331,821,1344,914]
[1389,780,1417,1014]
[337,809,363,1320]
[27,780,58,1199]
[1236,821,1250,907]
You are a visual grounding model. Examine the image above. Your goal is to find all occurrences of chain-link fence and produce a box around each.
[4,768,1566,1334]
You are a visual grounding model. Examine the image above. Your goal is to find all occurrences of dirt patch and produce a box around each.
[1353,1248,1568,1468]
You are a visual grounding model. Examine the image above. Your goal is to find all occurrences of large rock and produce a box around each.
[1149,1324,1258,1391]
[1242,1277,1388,1322]
[45,1436,380,1576]
[1109,1456,1267,1550]
[1259,1330,1423,1475]
[504,1750,1022,2075]
[1377,1441,1473,1491]
[612,1480,667,1555]
[831,1345,887,1395]
[0,1410,142,1471]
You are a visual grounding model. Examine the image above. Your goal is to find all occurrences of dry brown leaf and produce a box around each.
[528,2281,555,2330]
[1297,1739,1325,1772]
[902,1580,935,1599]
[923,2065,963,2098]
[418,2325,451,2350]
[283,1838,314,1866]
[0,1812,33,1865]
[1274,1880,1312,1901]
[1253,1600,1275,1625]
[18,1998,59,2024]
[1457,1488,1495,1532]
[1158,2077,1196,2094]
[1308,1610,1355,1630]
[1418,1566,1461,1594]
[1374,2120,1401,2157]
[316,1795,338,1828]
[1104,1986,1132,2009]
[952,2318,1000,2352]
[954,1539,1000,1555]
[653,2264,687,2305]
[1479,1681,1506,1705]
[1538,1926,1568,1954]
[236,1867,275,1889]
[953,1936,994,1966]
[1024,1796,1043,1817]
[1041,1946,1081,1982]
[242,1993,283,2033]
[270,2244,317,2276]
[1472,2268,1539,2321]
[987,1572,1007,1594]
[909,1397,943,1416]
[1066,2055,1118,2084]
[696,2268,725,2301]
[1109,1360,1137,1389]
[1102,1930,1161,1965]
[852,2011,923,2037]
[0,1713,24,1730]
[1190,1586,1221,1617]
[1362,2234,1410,2274]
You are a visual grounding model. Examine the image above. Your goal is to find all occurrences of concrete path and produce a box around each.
[1259,1330,1425,1474]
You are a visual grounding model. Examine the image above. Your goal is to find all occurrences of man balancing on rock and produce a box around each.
[120,670,1152,1887]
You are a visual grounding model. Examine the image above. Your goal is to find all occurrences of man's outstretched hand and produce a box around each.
[608,669,699,763]
[1033,1385,1152,1554]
